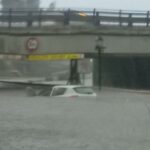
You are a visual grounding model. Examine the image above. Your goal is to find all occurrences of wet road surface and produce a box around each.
[0,89,150,150]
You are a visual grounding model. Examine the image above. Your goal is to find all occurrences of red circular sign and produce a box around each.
[26,37,39,52]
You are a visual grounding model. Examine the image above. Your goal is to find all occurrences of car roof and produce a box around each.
[53,85,91,89]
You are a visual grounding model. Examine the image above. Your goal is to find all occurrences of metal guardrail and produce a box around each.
[0,8,150,28]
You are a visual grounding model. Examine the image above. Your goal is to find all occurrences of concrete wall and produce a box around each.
[0,35,96,54]
[0,33,150,54]
[104,35,150,54]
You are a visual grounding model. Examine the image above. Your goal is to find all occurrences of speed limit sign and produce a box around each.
[26,37,39,52]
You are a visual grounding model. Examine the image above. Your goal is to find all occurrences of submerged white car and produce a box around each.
[49,85,97,97]
[26,85,97,97]
[0,79,96,97]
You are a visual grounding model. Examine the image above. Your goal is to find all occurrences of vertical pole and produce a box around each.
[146,11,149,27]
[68,59,81,85]
[8,8,12,29]
[38,9,42,27]
[95,12,100,26]
[95,36,104,90]
[27,11,33,27]
[93,8,96,25]
[119,10,122,27]
[128,13,132,27]
[93,8,96,16]
[98,49,102,90]
[64,9,70,25]
[93,58,99,87]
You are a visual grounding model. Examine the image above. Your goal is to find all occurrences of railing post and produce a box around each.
[38,9,42,27]
[27,11,33,27]
[94,11,100,26]
[146,11,150,27]
[8,8,12,29]
[128,13,132,27]
[119,10,122,27]
[93,8,96,16]
[64,9,70,25]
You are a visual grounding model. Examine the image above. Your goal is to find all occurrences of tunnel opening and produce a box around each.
[93,53,150,90]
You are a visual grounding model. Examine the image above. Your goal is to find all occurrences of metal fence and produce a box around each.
[0,8,150,28]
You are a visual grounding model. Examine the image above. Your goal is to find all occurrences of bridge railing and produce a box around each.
[0,9,149,28]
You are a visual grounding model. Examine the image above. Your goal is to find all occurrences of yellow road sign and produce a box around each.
[27,54,84,61]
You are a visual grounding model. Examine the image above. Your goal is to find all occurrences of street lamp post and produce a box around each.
[95,36,105,90]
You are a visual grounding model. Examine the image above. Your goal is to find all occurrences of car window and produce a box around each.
[52,87,67,96]
[73,87,94,94]
[38,87,52,96]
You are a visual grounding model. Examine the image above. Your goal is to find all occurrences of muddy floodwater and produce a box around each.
[0,89,150,150]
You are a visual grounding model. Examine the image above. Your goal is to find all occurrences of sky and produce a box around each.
[40,0,150,11]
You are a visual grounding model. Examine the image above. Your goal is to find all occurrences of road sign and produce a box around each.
[27,54,84,61]
[26,37,39,52]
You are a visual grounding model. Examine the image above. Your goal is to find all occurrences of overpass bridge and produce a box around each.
[0,9,150,89]
[0,9,149,54]
[0,8,150,28]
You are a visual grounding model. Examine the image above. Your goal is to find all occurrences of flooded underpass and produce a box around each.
[0,89,150,150]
